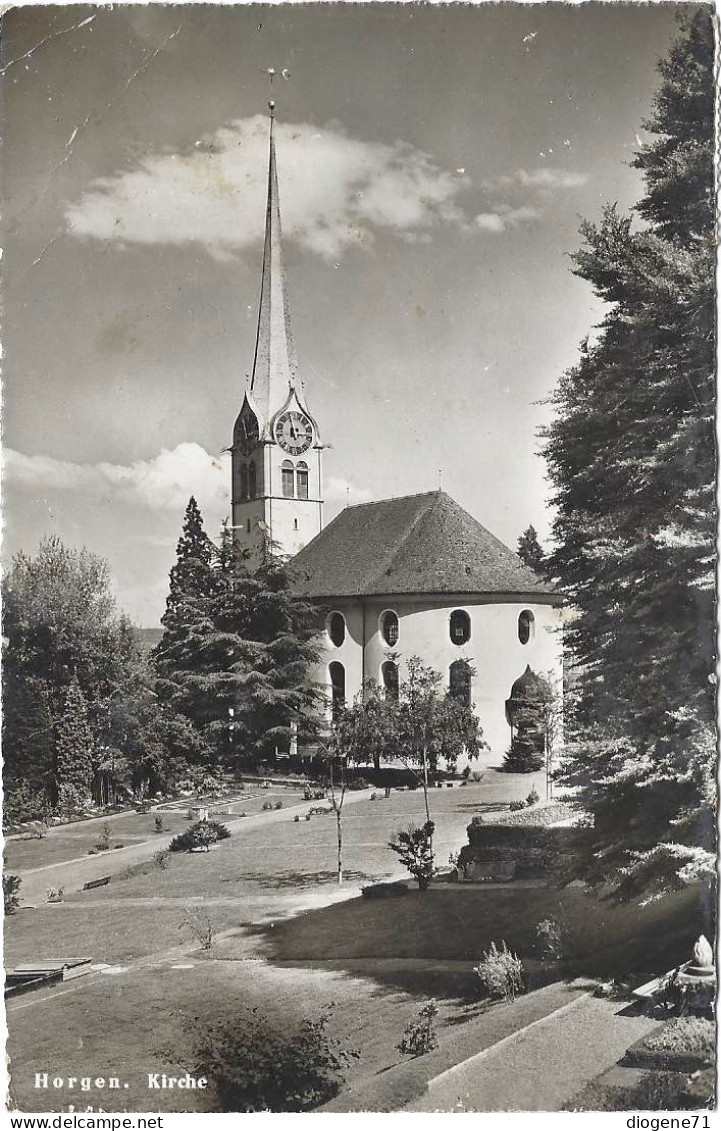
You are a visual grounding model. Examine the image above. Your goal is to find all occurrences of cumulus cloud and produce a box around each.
[4,443,230,513]
[65,116,466,262]
[474,205,540,233]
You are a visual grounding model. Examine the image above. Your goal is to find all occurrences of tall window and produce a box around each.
[328,612,346,647]
[381,610,399,646]
[518,610,535,645]
[329,661,345,721]
[450,609,471,645]
[382,660,399,702]
[282,460,294,498]
[240,464,249,501]
[296,461,309,500]
[449,660,472,707]
[248,461,257,498]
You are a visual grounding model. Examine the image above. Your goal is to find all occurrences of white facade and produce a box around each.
[315,594,563,757]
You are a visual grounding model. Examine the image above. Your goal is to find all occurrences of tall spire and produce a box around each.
[249,99,299,429]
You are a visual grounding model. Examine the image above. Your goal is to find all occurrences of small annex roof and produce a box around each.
[290,490,559,601]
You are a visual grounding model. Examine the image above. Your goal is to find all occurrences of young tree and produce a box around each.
[516,525,546,575]
[542,11,715,896]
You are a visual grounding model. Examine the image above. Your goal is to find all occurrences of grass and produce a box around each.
[624,1017,715,1072]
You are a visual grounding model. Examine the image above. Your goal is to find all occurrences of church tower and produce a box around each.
[231,99,323,561]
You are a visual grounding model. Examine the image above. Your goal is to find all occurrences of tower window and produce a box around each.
[281,460,294,498]
[240,464,249,501]
[248,461,257,498]
[329,661,345,721]
[450,609,471,645]
[328,612,346,647]
[296,460,309,500]
[380,610,399,646]
[449,660,472,707]
[381,660,399,702]
[246,518,251,534]
[294,518,298,530]
[518,610,535,645]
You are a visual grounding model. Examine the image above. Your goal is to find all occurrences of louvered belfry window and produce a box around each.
[450,609,471,645]
[381,611,399,646]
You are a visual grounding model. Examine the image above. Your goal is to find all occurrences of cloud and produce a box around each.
[4,443,230,514]
[488,167,588,191]
[474,205,540,233]
[65,116,466,262]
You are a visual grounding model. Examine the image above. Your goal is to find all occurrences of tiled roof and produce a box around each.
[290,491,558,600]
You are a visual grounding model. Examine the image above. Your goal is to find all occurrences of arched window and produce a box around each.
[380,610,399,646]
[329,661,345,721]
[240,464,249,501]
[281,459,294,498]
[450,609,471,646]
[449,660,472,707]
[296,460,309,500]
[518,610,535,645]
[328,612,346,647]
[248,461,257,498]
[381,660,399,702]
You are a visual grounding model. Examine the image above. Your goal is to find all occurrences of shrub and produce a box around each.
[361,881,409,900]
[294,814,300,823]
[262,801,274,812]
[397,1001,439,1057]
[180,908,215,950]
[526,787,540,807]
[154,816,164,833]
[154,850,170,870]
[46,886,64,903]
[192,1007,359,1111]
[370,792,378,801]
[474,941,525,1001]
[348,777,369,791]
[27,819,50,840]
[96,822,112,851]
[535,917,565,961]
[388,821,435,891]
[508,800,526,812]
[305,813,312,821]
[3,781,51,828]
[471,769,484,782]
[169,819,231,852]
[274,801,283,810]
[461,765,471,780]
[626,1017,715,1072]
[448,850,461,868]
[3,874,22,915]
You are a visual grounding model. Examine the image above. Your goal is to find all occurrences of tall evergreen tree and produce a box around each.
[516,525,546,575]
[542,11,715,896]
[55,676,94,810]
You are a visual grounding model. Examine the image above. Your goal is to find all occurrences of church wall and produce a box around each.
[316,595,563,759]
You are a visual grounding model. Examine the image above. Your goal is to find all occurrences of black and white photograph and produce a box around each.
[1,1,716,1116]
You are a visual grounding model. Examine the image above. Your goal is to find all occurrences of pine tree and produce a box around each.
[55,676,94,811]
[542,11,715,896]
[516,526,546,575]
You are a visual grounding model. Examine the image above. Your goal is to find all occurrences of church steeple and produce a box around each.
[250,100,299,429]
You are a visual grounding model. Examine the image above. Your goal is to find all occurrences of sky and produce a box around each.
[2,1,688,625]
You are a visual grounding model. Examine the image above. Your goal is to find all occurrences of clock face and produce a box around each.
[275,410,313,455]
[235,410,259,455]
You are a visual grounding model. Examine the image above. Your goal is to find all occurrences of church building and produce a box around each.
[231,101,563,758]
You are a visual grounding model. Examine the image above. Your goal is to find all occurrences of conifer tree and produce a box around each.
[55,676,94,810]
[542,10,715,895]
[516,526,546,575]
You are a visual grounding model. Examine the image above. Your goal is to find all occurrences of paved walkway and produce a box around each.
[15,791,373,905]
[409,994,659,1111]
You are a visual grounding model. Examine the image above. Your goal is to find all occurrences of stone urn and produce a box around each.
[675,934,716,1014]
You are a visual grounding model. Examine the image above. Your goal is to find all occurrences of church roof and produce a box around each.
[290,491,558,600]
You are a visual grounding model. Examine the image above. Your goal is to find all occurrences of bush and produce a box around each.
[361,881,409,900]
[154,850,170,870]
[262,801,274,812]
[169,819,231,852]
[526,787,540,807]
[347,777,369,791]
[461,765,471,780]
[535,917,565,961]
[192,1007,359,1111]
[397,1001,439,1057]
[294,814,300,823]
[154,816,164,833]
[508,800,526,812]
[3,874,22,915]
[625,1017,715,1073]
[3,781,50,828]
[96,822,112,851]
[180,908,215,950]
[274,801,283,810]
[471,769,484,782]
[388,821,435,890]
[474,941,525,1001]
[370,792,378,801]
[46,886,64,903]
